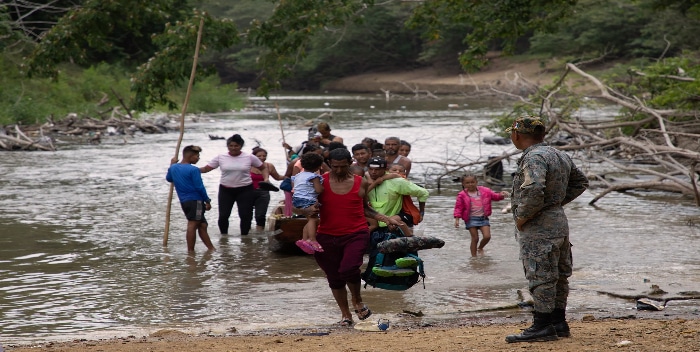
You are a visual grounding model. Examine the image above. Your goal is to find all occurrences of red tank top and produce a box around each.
[250,172,264,189]
[317,174,368,236]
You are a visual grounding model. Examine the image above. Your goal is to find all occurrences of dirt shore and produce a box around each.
[7,317,699,352]
[322,56,564,95]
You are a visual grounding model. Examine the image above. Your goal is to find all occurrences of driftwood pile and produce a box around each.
[0,113,175,151]
[431,63,700,207]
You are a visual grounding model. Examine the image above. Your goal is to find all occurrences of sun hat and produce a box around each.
[505,116,546,134]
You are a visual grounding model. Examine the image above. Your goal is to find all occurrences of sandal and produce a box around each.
[337,318,354,327]
[295,240,315,255]
[309,241,324,252]
[354,304,372,321]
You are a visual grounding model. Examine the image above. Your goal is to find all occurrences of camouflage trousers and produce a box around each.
[519,236,572,313]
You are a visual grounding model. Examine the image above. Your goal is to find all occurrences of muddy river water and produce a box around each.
[1,93,699,345]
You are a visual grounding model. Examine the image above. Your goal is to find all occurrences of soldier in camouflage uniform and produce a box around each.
[504,116,589,343]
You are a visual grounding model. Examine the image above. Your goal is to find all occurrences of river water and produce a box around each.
[1,93,699,345]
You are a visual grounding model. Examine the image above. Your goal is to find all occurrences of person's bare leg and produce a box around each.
[198,222,216,251]
[478,226,491,252]
[302,219,310,241]
[331,287,353,321]
[347,281,368,314]
[468,227,479,257]
[186,221,198,252]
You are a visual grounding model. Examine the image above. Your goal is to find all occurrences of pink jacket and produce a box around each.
[453,186,505,222]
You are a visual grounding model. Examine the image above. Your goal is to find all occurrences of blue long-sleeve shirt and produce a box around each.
[166,163,210,203]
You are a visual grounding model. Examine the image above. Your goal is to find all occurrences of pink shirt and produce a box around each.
[453,186,505,222]
[207,152,263,188]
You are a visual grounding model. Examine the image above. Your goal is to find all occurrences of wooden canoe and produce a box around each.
[266,204,308,254]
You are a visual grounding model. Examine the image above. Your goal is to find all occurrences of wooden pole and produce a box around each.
[275,103,290,162]
[164,17,205,247]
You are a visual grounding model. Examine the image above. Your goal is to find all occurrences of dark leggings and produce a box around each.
[217,184,255,235]
[252,189,271,227]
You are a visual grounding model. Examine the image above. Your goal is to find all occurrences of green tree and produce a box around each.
[529,0,700,60]
[406,0,578,71]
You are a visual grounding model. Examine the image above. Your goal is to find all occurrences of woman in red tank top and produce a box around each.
[295,148,397,327]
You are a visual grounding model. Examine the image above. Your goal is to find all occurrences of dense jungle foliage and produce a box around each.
[0,0,699,125]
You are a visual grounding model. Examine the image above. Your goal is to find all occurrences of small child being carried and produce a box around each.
[292,152,325,254]
[366,163,416,237]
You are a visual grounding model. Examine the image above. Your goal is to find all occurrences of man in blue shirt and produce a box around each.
[166,145,216,252]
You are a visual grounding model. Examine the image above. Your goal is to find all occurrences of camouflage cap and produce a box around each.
[505,116,546,135]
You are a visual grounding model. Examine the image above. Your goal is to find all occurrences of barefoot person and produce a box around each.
[453,173,509,257]
[200,134,265,236]
[251,147,284,230]
[294,148,400,327]
[166,145,215,252]
[505,116,588,343]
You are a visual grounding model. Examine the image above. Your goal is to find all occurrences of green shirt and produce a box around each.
[368,178,429,227]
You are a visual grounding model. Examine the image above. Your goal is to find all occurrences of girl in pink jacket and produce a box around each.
[453,174,509,256]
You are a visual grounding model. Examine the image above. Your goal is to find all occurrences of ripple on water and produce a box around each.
[1,98,699,344]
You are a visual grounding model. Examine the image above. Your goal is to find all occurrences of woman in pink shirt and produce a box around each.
[201,134,265,236]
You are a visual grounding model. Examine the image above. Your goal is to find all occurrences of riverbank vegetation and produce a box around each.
[1,0,699,204]
[2,1,698,117]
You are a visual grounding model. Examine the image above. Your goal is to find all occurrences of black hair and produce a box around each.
[252,146,267,155]
[362,137,376,145]
[327,141,346,152]
[329,148,352,163]
[349,164,365,176]
[400,140,411,148]
[227,134,245,146]
[461,173,478,183]
[183,145,201,156]
[300,152,324,172]
[351,143,370,153]
[302,144,320,155]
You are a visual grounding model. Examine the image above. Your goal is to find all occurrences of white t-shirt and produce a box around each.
[207,152,263,188]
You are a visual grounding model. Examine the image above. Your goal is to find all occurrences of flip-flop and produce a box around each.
[354,304,372,320]
[309,241,324,252]
[295,240,315,254]
[336,318,354,327]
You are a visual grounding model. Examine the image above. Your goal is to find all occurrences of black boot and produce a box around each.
[552,308,570,337]
[505,312,558,343]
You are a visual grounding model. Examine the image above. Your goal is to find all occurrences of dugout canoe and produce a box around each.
[266,204,307,254]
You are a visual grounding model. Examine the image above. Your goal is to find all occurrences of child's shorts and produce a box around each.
[292,197,317,209]
[465,216,489,229]
[180,200,207,222]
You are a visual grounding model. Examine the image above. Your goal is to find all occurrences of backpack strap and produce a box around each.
[294,141,308,155]
[407,253,426,289]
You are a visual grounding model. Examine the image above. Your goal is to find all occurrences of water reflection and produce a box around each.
[1,94,699,344]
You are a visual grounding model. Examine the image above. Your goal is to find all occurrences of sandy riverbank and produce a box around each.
[322,56,568,96]
[7,317,699,352]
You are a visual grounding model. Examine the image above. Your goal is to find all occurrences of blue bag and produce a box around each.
[280,177,293,192]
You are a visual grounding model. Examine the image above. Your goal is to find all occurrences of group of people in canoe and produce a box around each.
[166,116,589,344]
